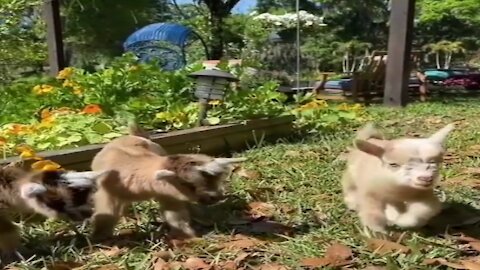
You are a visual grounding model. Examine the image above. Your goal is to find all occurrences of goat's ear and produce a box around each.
[59,170,111,188]
[155,169,176,180]
[354,139,385,157]
[20,182,47,199]
[429,123,455,145]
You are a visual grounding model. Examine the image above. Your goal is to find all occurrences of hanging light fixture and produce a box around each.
[295,0,300,91]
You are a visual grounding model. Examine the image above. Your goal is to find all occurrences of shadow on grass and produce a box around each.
[22,194,315,258]
[420,201,480,238]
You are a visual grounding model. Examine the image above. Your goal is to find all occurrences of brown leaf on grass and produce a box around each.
[234,252,250,264]
[219,235,266,251]
[220,253,249,270]
[366,238,411,255]
[463,168,480,176]
[152,250,174,261]
[153,257,169,270]
[450,233,480,243]
[95,265,122,270]
[423,258,465,269]
[221,261,238,270]
[93,246,128,257]
[325,243,353,261]
[300,257,331,268]
[247,202,276,219]
[236,168,262,179]
[47,261,84,270]
[167,237,204,249]
[300,243,353,268]
[461,260,480,270]
[443,152,461,164]
[469,242,480,253]
[183,257,212,270]
[256,263,290,270]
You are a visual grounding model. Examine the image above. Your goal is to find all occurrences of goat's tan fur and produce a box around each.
[342,123,454,233]
[89,123,245,239]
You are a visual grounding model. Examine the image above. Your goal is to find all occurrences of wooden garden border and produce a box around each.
[0,116,295,171]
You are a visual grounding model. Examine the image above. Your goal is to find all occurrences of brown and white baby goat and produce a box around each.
[0,162,106,264]
[84,124,246,240]
[342,123,454,233]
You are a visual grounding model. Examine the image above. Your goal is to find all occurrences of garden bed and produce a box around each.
[0,116,294,170]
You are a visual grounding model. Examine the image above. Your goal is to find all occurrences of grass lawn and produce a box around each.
[11,97,480,270]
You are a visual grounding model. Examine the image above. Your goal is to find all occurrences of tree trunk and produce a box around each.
[202,0,240,60]
[208,10,225,60]
[345,52,350,73]
[445,52,452,69]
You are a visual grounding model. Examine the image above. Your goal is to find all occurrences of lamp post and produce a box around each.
[188,68,239,126]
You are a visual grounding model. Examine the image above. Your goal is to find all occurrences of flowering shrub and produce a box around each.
[0,54,368,159]
[292,94,367,133]
[252,10,327,29]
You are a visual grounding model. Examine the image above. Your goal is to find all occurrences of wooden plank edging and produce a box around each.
[0,116,295,170]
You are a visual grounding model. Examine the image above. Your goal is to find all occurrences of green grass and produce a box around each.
[10,97,480,269]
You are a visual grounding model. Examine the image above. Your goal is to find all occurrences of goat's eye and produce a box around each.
[389,163,400,168]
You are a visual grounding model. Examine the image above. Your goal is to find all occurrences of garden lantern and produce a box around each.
[188,68,239,126]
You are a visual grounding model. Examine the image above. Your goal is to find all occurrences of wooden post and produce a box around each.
[43,0,65,76]
[384,0,416,107]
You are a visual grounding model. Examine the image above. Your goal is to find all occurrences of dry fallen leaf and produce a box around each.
[236,168,261,179]
[256,263,289,270]
[92,246,128,258]
[325,242,353,261]
[470,242,480,253]
[463,168,480,176]
[153,257,169,270]
[95,265,122,270]
[300,243,353,268]
[423,258,465,269]
[219,235,265,251]
[300,257,331,268]
[47,261,83,270]
[247,202,276,219]
[450,233,480,243]
[462,260,480,270]
[183,257,211,270]
[152,250,174,261]
[221,261,238,270]
[366,238,411,255]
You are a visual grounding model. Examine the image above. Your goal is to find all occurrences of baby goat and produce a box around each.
[342,123,454,233]
[83,124,246,240]
[0,162,106,264]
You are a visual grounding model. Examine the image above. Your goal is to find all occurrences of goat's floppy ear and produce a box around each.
[429,123,455,145]
[354,139,385,157]
[59,170,111,188]
[155,169,176,180]
[20,182,47,199]
[197,157,247,175]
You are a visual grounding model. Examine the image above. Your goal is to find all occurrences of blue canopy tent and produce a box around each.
[123,22,209,71]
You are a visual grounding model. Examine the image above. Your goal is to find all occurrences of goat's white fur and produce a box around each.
[342,123,454,233]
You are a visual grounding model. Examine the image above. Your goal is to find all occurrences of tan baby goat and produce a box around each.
[342,122,454,233]
[80,124,246,240]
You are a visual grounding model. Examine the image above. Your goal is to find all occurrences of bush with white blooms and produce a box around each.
[252,10,327,29]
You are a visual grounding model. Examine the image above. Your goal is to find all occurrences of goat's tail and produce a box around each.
[127,121,150,139]
[355,122,383,141]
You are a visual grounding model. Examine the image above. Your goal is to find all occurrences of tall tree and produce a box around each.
[256,0,321,13]
[193,0,240,60]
